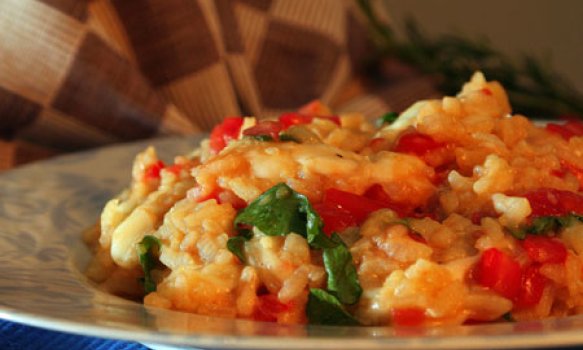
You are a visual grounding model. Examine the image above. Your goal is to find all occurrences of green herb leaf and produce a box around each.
[279,133,301,143]
[376,111,399,126]
[234,183,309,237]
[511,213,583,239]
[307,288,361,325]
[245,135,274,142]
[233,183,363,318]
[137,235,161,294]
[227,236,248,263]
[502,312,515,322]
[323,234,362,305]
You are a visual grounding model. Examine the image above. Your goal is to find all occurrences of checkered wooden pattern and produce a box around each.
[0,0,438,170]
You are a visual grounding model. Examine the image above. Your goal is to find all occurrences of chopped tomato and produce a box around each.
[323,188,386,223]
[367,137,391,152]
[143,160,165,180]
[363,184,410,217]
[522,236,567,264]
[481,88,493,96]
[515,265,547,308]
[545,118,583,140]
[560,160,583,190]
[408,231,427,244]
[298,100,332,117]
[394,132,445,156]
[476,248,522,300]
[313,201,358,235]
[243,120,284,141]
[393,131,453,167]
[253,294,293,322]
[523,188,583,217]
[209,117,244,153]
[164,163,183,176]
[392,307,425,327]
[278,112,340,129]
[279,113,313,128]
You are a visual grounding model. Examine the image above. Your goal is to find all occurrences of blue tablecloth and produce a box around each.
[0,319,148,350]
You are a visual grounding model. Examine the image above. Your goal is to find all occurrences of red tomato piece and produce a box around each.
[278,113,313,128]
[279,112,340,129]
[298,100,331,117]
[253,294,293,322]
[394,132,445,157]
[313,202,358,236]
[363,184,410,217]
[477,248,522,300]
[546,123,577,140]
[323,188,386,223]
[392,307,425,327]
[524,188,583,217]
[209,117,244,153]
[545,118,583,140]
[408,231,427,244]
[143,160,165,180]
[481,88,493,96]
[243,120,284,141]
[560,160,583,190]
[164,163,183,176]
[515,265,547,308]
[522,236,567,264]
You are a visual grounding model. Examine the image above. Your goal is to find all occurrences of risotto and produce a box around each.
[86,72,583,327]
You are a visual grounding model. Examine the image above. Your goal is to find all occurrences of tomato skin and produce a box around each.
[394,132,444,157]
[392,307,425,327]
[560,160,583,190]
[243,120,284,141]
[522,236,567,264]
[252,294,293,322]
[298,100,332,117]
[546,119,583,140]
[313,201,358,236]
[363,184,411,217]
[515,265,547,309]
[523,188,583,217]
[278,112,341,129]
[210,117,244,153]
[323,188,386,223]
[143,160,165,180]
[477,248,522,300]
[279,113,313,128]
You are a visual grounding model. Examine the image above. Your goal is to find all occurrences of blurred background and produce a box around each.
[384,0,583,92]
[1,0,582,171]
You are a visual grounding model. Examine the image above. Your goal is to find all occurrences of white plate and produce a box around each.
[2,136,583,350]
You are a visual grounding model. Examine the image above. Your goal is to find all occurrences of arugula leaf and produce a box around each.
[323,234,362,305]
[245,135,274,142]
[227,236,248,263]
[233,183,363,323]
[278,133,301,143]
[137,235,161,294]
[376,111,399,127]
[510,213,583,239]
[307,289,361,325]
[501,312,515,322]
[234,183,328,243]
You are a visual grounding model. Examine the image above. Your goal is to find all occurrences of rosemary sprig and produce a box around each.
[356,0,583,119]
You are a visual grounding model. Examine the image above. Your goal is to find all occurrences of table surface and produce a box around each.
[0,319,148,350]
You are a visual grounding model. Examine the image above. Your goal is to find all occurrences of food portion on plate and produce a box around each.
[85,72,583,327]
